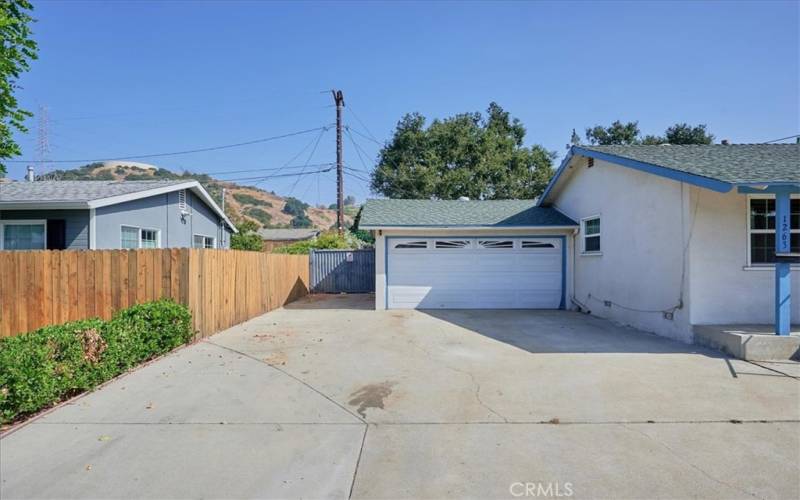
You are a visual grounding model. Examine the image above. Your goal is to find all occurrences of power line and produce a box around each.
[205,162,335,177]
[346,125,382,146]
[346,106,380,144]
[286,126,329,196]
[4,126,330,163]
[763,134,800,144]
[344,128,373,175]
[212,167,334,184]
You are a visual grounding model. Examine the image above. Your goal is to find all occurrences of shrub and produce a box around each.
[0,300,192,424]
[290,214,313,228]
[282,197,309,216]
[245,207,272,225]
[274,231,366,255]
[234,193,272,207]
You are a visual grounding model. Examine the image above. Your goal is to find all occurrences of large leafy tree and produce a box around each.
[370,103,555,200]
[0,0,38,176]
[583,121,714,146]
[585,120,641,145]
[230,221,263,251]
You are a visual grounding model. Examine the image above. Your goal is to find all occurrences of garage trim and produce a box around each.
[384,234,567,310]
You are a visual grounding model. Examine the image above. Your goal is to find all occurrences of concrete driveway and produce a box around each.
[2,294,798,499]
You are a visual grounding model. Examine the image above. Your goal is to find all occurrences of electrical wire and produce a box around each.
[4,126,329,163]
[346,106,381,144]
[763,134,800,144]
[346,125,383,146]
[286,126,329,196]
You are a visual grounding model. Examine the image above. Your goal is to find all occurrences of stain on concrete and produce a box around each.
[348,381,396,417]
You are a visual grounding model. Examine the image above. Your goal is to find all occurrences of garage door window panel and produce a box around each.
[521,240,557,249]
[394,240,429,250]
[478,240,514,249]
[435,240,471,249]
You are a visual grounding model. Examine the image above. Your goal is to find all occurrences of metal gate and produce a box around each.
[310,249,375,293]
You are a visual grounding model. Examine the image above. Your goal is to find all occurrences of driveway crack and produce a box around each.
[623,424,764,500]
[205,340,366,424]
[404,336,509,423]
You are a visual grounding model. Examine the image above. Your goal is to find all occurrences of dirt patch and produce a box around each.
[264,352,288,366]
[348,381,396,418]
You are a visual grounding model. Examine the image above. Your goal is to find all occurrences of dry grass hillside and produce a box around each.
[45,162,356,230]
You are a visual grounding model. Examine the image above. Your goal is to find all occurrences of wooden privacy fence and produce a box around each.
[0,249,310,339]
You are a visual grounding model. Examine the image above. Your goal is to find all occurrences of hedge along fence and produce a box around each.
[0,300,193,424]
[0,249,310,339]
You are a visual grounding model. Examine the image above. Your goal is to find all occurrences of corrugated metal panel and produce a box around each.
[310,249,375,293]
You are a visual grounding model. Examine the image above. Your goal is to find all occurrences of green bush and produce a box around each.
[234,193,272,207]
[245,207,272,225]
[274,231,366,255]
[0,300,192,424]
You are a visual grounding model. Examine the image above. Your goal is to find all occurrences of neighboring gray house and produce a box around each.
[0,180,236,250]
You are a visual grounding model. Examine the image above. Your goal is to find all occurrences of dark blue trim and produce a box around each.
[384,235,567,310]
[539,146,737,205]
[737,185,800,195]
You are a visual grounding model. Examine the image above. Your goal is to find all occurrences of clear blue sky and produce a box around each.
[9,0,799,205]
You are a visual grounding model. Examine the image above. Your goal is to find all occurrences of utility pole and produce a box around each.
[332,90,345,235]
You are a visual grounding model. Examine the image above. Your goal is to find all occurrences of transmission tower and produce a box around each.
[36,105,52,179]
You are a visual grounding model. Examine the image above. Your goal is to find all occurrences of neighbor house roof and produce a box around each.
[359,199,577,228]
[539,144,800,205]
[256,228,320,241]
[0,180,236,231]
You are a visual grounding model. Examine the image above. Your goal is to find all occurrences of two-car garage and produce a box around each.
[386,236,564,309]
[360,199,577,311]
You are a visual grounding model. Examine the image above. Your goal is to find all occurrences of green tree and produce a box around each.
[290,214,312,228]
[585,121,641,145]
[0,0,38,176]
[344,195,356,206]
[583,121,715,145]
[663,123,714,145]
[230,221,262,251]
[282,197,309,216]
[371,103,555,200]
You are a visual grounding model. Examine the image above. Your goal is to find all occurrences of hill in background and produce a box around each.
[43,162,358,230]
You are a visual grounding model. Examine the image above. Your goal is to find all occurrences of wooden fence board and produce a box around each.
[0,249,310,339]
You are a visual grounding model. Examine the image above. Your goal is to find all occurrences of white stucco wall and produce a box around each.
[550,157,694,342]
[374,227,574,310]
[689,188,800,325]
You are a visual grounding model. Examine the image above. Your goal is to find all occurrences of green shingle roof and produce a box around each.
[581,144,799,184]
[359,199,577,228]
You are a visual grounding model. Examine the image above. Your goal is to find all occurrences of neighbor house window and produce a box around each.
[581,216,601,254]
[0,221,46,250]
[193,234,215,249]
[748,197,800,265]
[121,226,160,249]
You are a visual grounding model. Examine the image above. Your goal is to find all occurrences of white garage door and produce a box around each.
[387,237,563,309]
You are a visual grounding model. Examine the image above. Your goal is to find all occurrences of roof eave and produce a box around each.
[360,224,578,230]
[0,201,90,210]
[86,180,237,233]
[539,146,737,205]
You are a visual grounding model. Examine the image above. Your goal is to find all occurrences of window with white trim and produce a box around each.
[748,197,800,265]
[193,234,215,249]
[0,221,46,250]
[581,216,601,253]
[121,226,161,249]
